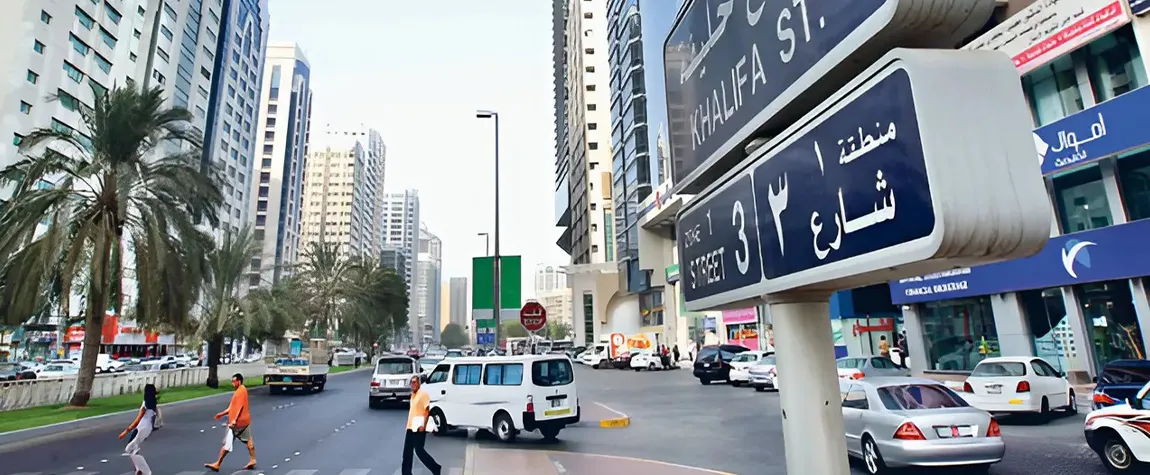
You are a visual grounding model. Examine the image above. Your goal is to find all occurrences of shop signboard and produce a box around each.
[1132,0,1150,15]
[662,0,994,193]
[889,216,1150,304]
[964,0,1131,74]
[722,308,759,349]
[677,50,1050,311]
[1036,84,1150,175]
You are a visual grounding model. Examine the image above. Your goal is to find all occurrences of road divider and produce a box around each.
[591,401,629,429]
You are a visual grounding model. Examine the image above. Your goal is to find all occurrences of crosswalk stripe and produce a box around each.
[447,468,463,475]
[173,471,207,475]
[63,472,97,475]
[337,470,370,475]
[283,470,317,475]
[227,470,257,475]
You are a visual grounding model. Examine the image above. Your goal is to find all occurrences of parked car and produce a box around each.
[0,362,36,381]
[748,354,778,392]
[1083,380,1150,473]
[611,349,640,370]
[1092,359,1150,410]
[841,378,1004,474]
[960,356,1075,418]
[836,356,909,380]
[630,351,665,371]
[39,362,80,378]
[693,344,750,385]
[369,356,419,408]
[729,350,773,387]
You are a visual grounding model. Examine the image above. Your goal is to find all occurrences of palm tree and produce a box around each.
[195,227,260,387]
[242,276,310,353]
[342,261,408,352]
[0,84,220,406]
[293,242,361,338]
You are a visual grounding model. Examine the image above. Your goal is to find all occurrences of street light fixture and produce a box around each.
[476,110,500,348]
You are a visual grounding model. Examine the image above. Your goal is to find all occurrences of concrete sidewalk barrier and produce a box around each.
[0,367,210,411]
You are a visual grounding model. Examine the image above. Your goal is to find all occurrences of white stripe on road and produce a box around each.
[228,470,257,475]
[62,472,97,475]
[337,470,370,475]
[447,468,463,475]
[283,470,317,475]
[173,471,207,475]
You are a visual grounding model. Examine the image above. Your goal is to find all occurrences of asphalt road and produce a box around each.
[563,364,1111,475]
[0,364,1110,475]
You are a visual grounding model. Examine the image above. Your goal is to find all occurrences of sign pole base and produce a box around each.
[768,294,850,475]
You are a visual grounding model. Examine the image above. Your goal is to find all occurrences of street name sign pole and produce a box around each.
[675,49,1051,474]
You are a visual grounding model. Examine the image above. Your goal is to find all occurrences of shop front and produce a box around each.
[721,308,760,350]
[62,316,182,359]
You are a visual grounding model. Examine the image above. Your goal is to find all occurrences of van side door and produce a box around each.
[449,363,483,427]
[425,363,452,415]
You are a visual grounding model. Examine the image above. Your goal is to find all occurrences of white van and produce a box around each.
[424,354,579,442]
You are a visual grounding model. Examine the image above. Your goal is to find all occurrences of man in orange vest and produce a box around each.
[205,373,256,471]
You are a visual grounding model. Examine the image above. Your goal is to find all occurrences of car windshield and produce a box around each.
[971,362,1026,377]
[419,358,442,368]
[757,356,776,365]
[877,384,969,410]
[45,364,66,371]
[732,353,756,362]
[0,363,19,372]
[376,359,414,375]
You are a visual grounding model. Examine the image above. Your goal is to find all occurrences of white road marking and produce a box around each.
[337,469,371,475]
[283,470,317,475]
[173,471,208,475]
[551,460,569,474]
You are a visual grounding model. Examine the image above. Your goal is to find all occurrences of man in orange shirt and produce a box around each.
[403,375,441,475]
[205,373,256,471]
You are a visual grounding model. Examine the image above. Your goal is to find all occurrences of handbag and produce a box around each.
[222,426,234,452]
[425,415,437,433]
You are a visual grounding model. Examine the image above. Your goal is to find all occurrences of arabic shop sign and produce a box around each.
[964,0,1131,75]
[662,0,994,194]
[677,50,1051,311]
[1035,83,1150,175]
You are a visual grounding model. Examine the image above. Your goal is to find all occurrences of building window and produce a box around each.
[94,53,112,73]
[13,133,24,146]
[582,293,594,345]
[19,102,31,114]
[1087,27,1147,103]
[1118,151,1150,221]
[585,66,595,73]
[103,2,122,24]
[585,48,595,54]
[98,27,117,48]
[589,142,599,150]
[62,62,84,83]
[69,34,91,56]
[1052,164,1112,233]
[1073,281,1145,372]
[584,12,592,18]
[588,123,597,130]
[587,104,597,111]
[27,70,39,84]
[58,90,80,111]
[918,297,999,372]
[1019,288,1074,373]
[41,10,52,24]
[33,40,44,54]
[1022,55,1082,126]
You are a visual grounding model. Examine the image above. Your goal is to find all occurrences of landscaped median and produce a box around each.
[0,376,265,434]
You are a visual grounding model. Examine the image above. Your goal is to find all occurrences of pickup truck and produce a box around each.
[264,338,330,394]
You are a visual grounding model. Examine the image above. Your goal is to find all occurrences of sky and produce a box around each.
[269,0,567,299]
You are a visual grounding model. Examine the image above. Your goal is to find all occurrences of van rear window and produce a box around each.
[532,359,574,387]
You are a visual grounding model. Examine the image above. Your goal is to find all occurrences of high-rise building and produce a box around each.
[553,0,613,265]
[380,246,409,279]
[247,42,312,288]
[202,0,269,234]
[414,223,442,343]
[298,126,383,258]
[448,277,468,329]
[0,0,175,183]
[382,190,421,328]
[321,124,386,252]
[534,264,567,294]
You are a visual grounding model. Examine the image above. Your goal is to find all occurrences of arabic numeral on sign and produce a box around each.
[733,200,750,275]
[706,209,713,235]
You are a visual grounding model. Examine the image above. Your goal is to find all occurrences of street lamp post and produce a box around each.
[477,232,490,257]
[477,110,500,348]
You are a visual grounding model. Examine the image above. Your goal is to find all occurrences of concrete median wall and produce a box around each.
[0,367,210,411]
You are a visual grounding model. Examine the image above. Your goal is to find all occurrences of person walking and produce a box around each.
[672,345,681,368]
[403,375,442,475]
[879,335,891,358]
[897,330,909,368]
[205,374,256,471]
[119,384,159,475]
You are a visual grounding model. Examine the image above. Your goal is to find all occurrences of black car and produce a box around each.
[1092,359,1150,409]
[693,344,750,385]
[0,362,36,381]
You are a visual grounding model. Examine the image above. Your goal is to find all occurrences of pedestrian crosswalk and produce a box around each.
[6,468,463,475]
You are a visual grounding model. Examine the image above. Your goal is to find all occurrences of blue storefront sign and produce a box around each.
[1130,0,1150,16]
[889,217,1150,304]
[1037,84,1150,175]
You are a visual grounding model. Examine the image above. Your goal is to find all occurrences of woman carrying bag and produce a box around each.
[119,384,159,475]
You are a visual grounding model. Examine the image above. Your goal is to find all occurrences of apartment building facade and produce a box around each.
[414,223,442,344]
[298,126,382,259]
[382,190,421,337]
[247,42,312,288]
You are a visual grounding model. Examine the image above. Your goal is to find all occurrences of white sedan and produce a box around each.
[960,356,1076,419]
[729,350,772,387]
[630,351,665,371]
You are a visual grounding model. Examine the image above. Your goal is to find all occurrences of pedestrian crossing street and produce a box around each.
[7,468,464,475]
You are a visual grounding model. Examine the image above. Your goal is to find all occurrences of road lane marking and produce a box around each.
[337,469,371,475]
[462,439,477,475]
[447,468,463,475]
[283,470,317,475]
[173,471,208,475]
[490,449,740,475]
[551,460,569,474]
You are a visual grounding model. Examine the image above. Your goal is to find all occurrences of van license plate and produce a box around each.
[544,408,571,416]
[550,399,563,408]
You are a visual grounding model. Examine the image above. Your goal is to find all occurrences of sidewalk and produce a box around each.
[465,447,736,475]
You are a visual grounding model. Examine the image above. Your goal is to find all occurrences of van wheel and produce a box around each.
[430,409,448,437]
[1102,433,1142,473]
[592,363,599,369]
[540,427,561,441]
[648,363,656,371]
[699,378,710,385]
[494,412,517,443]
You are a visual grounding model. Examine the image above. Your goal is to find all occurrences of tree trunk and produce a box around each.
[206,334,224,388]
[69,231,113,407]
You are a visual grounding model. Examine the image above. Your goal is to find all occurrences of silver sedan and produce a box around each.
[840,377,1005,474]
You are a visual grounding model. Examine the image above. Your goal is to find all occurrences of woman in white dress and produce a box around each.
[119,384,158,475]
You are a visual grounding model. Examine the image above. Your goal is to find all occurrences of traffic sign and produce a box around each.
[519,301,547,333]
[677,49,1052,311]
[663,0,997,194]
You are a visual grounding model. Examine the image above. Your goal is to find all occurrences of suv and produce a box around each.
[1093,359,1150,410]
[693,344,750,385]
[369,356,419,408]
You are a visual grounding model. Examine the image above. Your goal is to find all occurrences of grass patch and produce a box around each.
[328,365,365,374]
[0,377,264,434]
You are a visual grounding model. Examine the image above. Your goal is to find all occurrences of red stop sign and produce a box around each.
[520,301,548,333]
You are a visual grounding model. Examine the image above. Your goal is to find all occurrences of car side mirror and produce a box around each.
[1092,376,1098,384]
[420,374,429,384]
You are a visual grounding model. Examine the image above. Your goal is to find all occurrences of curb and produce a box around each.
[0,366,371,445]
[594,402,630,428]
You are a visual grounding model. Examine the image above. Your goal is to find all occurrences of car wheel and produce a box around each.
[862,436,887,475]
[699,378,710,386]
[592,364,599,369]
[1040,396,1051,421]
[430,409,448,437]
[368,397,380,409]
[1102,434,1140,473]
[1067,390,1078,414]
[731,380,741,387]
[494,412,517,443]
[648,363,656,371]
[755,386,765,392]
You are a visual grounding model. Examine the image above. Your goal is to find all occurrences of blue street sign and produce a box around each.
[476,332,495,346]
[677,174,763,302]
[753,69,932,278]
[663,0,994,193]
[677,50,1051,311]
